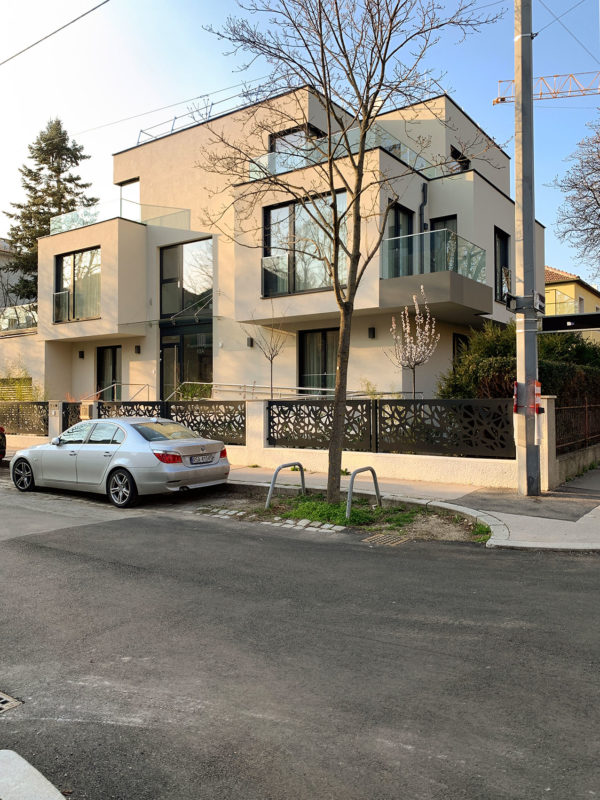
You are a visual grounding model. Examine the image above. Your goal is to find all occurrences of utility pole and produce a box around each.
[514,0,541,495]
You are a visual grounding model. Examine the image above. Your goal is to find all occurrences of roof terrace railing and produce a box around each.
[248,122,443,181]
[50,199,191,235]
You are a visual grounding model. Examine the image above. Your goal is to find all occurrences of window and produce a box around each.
[88,422,123,445]
[383,204,414,278]
[60,421,94,444]
[494,228,510,302]
[263,193,346,296]
[453,333,470,361]
[579,296,585,314]
[450,145,470,172]
[430,216,457,274]
[299,328,339,393]
[54,247,101,322]
[160,239,213,318]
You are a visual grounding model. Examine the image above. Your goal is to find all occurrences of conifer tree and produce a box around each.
[4,119,98,300]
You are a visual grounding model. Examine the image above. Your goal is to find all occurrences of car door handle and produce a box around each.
[69,451,77,456]
[103,452,112,457]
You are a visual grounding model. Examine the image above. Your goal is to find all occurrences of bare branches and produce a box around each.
[555,116,600,273]
[242,301,292,397]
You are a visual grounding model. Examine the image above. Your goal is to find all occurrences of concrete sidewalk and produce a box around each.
[229,464,600,551]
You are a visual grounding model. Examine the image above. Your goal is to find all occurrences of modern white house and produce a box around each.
[0,87,545,402]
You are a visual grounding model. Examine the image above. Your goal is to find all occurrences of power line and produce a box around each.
[0,1,111,68]
[536,0,587,34]
[537,0,600,66]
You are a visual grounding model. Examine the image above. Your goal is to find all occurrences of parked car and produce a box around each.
[10,417,229,507]
[0,426,6,462]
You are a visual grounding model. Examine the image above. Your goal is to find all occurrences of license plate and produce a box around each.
[190,454,213,465]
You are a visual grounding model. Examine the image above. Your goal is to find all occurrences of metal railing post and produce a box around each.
[265,462,306,509]
[346,466,382,520]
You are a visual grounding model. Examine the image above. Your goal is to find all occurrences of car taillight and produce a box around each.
[220,448,227,459]
[153,451,182,464]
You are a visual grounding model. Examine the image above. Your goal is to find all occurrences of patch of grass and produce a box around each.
[248,464,261,468]
[274,493,421,528]
[472,522,491,544]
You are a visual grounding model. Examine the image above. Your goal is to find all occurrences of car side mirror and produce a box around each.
[51,437,61,446]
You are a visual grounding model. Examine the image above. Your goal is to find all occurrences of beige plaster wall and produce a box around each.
[0,332,45,389]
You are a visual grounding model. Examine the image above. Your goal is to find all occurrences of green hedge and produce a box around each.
[438,321,600,404]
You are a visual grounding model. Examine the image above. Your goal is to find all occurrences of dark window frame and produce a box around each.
[54,245,101,322]
[298,326,339,394]
[159,238,213,320]
[268,123,325,153]
[262,190,346,298]
[494,227,510,302]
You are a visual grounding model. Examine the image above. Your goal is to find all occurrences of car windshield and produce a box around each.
[133,421,200,441]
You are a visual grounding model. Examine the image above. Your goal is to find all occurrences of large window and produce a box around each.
[160,239,213,319]
[383,204,414,278]
[299,328,339,394]
[494,227,510,302]
[263,193,347,297]
[54,247,101,322]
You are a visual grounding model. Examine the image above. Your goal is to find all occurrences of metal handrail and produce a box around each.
[166,381,421,401]
[79,383,151,402]
[265,462,306,509]
[345,467,382,520]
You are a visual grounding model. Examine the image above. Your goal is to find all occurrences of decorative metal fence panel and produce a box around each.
[556,403,600,455]
[267,399,374,451]
[98,401,165,419]
[0,402,49,435]
[378,399,515,458]
[62,402,82,432]
[266,398,515,458]
[97,400,246,445]
[168,401,246,445]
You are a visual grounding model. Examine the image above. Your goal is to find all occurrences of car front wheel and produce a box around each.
[13,458,35,492]
[107,468,138,508]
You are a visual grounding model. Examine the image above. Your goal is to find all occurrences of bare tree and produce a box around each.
[555,117,600,273]
[386,286,439,398]
[243,302,292,397]
[200,0,499,501]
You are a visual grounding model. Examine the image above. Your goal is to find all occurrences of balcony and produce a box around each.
[50,199,191,235]
[545,289,578,316]
[382,229,486,283]
[248,122,442,181]
[0,302,37,333]
[380,229,492,325]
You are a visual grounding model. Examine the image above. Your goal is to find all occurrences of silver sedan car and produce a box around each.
[10,417,230,508]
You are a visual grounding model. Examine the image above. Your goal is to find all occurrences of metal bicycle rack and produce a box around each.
[346,466,382,520]
[265,462,306,509]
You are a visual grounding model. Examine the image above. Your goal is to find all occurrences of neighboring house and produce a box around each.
[0,87,545,401]
[545,266,600,316]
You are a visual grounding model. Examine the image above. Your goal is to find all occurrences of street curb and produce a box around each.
[228,478,509,547]
[0,750,64,799]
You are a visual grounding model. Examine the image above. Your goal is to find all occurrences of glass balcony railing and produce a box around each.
[53,290,70,323]
[0,302,37,332]
[249,123,442,181]
[262,254,289,296]
[381,229,486,284]
[545,290,578,316]
[50,199,191,235]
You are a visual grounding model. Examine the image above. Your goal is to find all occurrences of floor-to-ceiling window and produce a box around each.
[97,345,121,401]
[299,328,339,394]
[159,239,213,399]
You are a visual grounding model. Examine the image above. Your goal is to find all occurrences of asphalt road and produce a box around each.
[0,483,598,799]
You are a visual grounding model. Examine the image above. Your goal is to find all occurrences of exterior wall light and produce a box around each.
[247,337,254,348]
[368,327,376,339]
[78,351,85,359]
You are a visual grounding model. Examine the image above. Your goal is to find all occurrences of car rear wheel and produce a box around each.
[107,468,138,508]
[13,458,35,492]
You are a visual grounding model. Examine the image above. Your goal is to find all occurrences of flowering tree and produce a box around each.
[387,287,440,398]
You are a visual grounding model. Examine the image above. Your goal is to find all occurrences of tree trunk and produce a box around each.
[412,368,416,400]
[270,358,273,400]
[326,304,353,503]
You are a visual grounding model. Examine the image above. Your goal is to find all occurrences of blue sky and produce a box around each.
[1,0,598,280]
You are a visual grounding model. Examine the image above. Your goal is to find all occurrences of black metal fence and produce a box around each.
[0,402,49,435]
[97,400,246,445]
[62,402,82,432]
[267,398,516,458]
[556,402,600,455]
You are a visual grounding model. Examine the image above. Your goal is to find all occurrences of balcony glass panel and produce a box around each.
[249,122,442,181]
[50,200,191,235]
[53,290,70,323]
[0,302,37,332]
[262,255,289,295]
[546,289,577,316]
[73,249,101,318]
[382,229,486,284]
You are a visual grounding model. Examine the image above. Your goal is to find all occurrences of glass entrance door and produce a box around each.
[97,346,122,401]
[161,341,180,401]
[160,328,212,400]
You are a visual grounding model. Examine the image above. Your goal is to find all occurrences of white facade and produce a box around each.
[0,89,545,401]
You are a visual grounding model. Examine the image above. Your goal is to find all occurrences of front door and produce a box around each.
[161,339,180,401]
[97,346,122,401]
